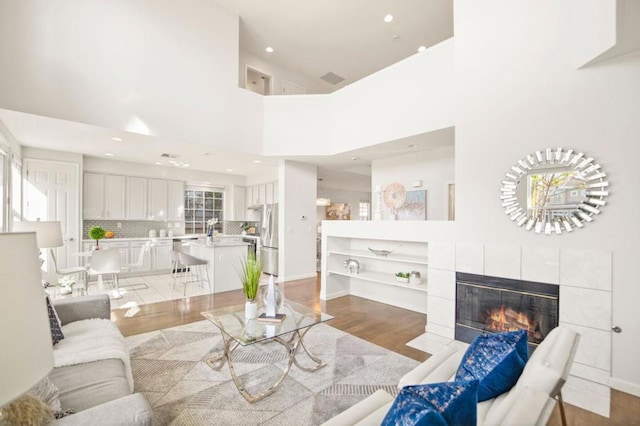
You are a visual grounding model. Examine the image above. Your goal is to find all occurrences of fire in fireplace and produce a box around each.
[455,272,559,347]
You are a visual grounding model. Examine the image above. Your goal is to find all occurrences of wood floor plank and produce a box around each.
[112,273,640,425]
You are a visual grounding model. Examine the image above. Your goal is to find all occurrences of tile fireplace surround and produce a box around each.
[425,242,612,417]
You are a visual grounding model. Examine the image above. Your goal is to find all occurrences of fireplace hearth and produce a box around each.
[455,272,559,348]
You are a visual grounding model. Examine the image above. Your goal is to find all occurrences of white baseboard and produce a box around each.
[324,289,350,300]
[610,377,640,398]
[280,272,318,282]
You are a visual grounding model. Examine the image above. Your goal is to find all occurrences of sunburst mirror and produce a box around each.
[501,148,609,234]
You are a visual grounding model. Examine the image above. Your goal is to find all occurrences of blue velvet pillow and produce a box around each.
[382,380,478,426]
[455,330,528,402]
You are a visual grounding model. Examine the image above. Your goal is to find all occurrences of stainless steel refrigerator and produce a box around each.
[260,203,278,276]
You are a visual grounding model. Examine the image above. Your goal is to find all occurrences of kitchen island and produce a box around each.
[188,241,249,293]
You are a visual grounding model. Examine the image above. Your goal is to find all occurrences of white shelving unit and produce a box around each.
[323,235,428,313]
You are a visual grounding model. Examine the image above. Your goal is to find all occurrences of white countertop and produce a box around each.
[189,241,249,248]
[82,233,257,243]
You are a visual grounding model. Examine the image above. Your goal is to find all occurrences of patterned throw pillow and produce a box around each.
[455,330,529,402]
[382,380,479,426]
[45,296,65,345]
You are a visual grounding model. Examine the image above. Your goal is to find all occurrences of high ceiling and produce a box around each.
[0,1,454,178]
[218,0,453,91]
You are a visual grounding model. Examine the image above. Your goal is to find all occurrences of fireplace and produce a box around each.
[455,272,559,348]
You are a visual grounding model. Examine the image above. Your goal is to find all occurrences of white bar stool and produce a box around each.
[177,252,211,296]
[170,250,183,289]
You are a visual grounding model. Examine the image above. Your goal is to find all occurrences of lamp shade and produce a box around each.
[13,221,63,248]
[0,232,54,407]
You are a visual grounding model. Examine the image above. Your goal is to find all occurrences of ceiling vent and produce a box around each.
[320,72,345,85]
[160,153,178,158]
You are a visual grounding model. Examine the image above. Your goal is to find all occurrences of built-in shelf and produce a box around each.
[328,269,428,293]
[328,249,428,265]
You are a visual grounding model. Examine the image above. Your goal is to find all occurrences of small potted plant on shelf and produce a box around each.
[88,226,106,250]
[239,252,262,320]
[395,272,410,283]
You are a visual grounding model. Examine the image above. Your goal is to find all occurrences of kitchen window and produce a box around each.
[184,189,223,235]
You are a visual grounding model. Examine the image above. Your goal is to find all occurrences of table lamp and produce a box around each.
[0,232,55,409]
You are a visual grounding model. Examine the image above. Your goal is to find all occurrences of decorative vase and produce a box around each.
[260,281,284,313]
[245,300,258,320]
[59,286,73,295]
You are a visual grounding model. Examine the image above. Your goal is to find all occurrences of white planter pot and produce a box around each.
[245,300,258,320]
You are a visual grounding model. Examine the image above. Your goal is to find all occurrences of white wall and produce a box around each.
[263,39,455,157]
[239,50,333,95]
[372,145,454,221]
[279,160,317,282]
[454,0,640,393]
[0,0,263,155]
[83,157,244,186]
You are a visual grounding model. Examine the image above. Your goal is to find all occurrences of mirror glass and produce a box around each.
[501,148,609,234]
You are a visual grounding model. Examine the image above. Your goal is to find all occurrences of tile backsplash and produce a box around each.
[83,220,185,239]
[223,221,259,235]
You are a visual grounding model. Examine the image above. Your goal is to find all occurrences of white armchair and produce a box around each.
[323,327,580,426]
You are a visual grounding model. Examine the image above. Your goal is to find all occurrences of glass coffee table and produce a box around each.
[201,301,334,403]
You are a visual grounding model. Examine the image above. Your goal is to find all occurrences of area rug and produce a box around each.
[125,320,420,425]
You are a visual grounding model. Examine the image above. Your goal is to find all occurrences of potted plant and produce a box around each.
[88,226,106,250]
[238,252,262,319]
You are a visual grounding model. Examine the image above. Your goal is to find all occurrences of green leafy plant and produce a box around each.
[395,272,410,279]
[88,227,106,247]
[238,252,262,301]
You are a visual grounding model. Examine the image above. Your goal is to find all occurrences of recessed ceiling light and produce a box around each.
[351,157,359,161]
[265,47,274,53]
[253,160,261,164]
[384,14,394,23]
[155,162,162,165]
[418,46,426,53]
[104,153,114,156]
[183,164,190,167]
[111,137,123,142]
[226,168,234,172]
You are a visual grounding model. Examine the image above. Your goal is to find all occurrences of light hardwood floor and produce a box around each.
[112,274,640,426]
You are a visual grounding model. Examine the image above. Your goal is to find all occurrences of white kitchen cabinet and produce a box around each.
[108,241,130,267]
[167,180,184,220]
[273,180,279,203]
[148,179,167,220]
[265,182,274,204]
[105,175,126,219]
[152,240,172,271]
[257,184,266,205]
[225,185,246,221]
[126,176,148,220]
[244,185,253,208]
[83,172,105,219]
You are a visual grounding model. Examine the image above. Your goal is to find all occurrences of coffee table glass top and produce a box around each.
[201,301,333,346]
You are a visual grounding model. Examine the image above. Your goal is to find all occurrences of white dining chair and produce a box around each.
[88,249,122,299]
[49,249,89,294]
[120,240,152,289]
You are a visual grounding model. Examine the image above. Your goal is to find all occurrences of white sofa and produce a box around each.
[323,327,579,426]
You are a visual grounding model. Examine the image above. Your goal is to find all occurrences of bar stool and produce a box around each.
[170,250,183,289]
[177,252,211,296]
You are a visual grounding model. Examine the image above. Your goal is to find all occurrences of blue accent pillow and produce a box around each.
[46,297,64,345]
[455,330,528,401]
[382,380,478,426]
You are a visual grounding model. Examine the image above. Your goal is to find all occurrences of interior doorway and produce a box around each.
[245,67,272,96]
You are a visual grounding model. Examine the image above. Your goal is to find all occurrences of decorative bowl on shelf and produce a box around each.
[369,248,392,257]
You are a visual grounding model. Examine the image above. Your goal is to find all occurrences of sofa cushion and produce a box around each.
[382,380,478,426]
[49,358,131,412]
[46,296,65,345]
[28,376,62,413]
[455,330,528,402]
